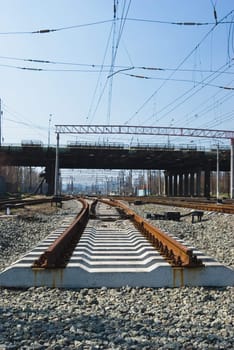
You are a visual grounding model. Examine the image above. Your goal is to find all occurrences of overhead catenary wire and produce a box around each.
[203,111,234,129]
[142,60,234,126]
[171,106,234,144]
[121,72,234,90]
[2,101,50,143]
[227,14,234,60]
[107,0,119,125]
[124,9,234,126]
[86,23,114,124]
[0,17,233,36]
[2,61,234,79]
[0,19,115,35]
[2,60,234,76]
[86,0,132,125]
[174,78,234,128]
[1,3,234,145]
[107,0,132,124]
[2,54,234,76]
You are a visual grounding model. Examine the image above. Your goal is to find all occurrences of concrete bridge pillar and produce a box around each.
[179,173,183,196]
[45,162,55,195]
[173,174,178,196]
[164,172,168,196]
[184,173,189,196]
[190,172,195,197]
[165,169,210,198]
[196,171,201,196]
[168,174,173,196]
[204,168,211,198]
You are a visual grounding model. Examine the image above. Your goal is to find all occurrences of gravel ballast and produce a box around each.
[0,200,233,349]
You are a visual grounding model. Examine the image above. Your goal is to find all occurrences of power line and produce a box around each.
[0,65,110,72]
[107,0,132,124]
[2,102,49,139]
[2,54,234,75]
[124,9,234,125]
[86,24,114,123]
[177,81,234,128]
[88,0,132,125]
[227,14,234,60]
[0,19,115,35]
[143,60,234,125]
[0,17,233,35]
[2,60,234,77]
[121,72,234,90]
[125,17,233,26]
[107,0,119,124]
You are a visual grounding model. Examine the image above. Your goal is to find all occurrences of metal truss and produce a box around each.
[55,124,234,139]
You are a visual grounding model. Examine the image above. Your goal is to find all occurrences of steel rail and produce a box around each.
[150,199,234,214]
[32,198,89,268]
[165,201,234,214]
[0,196,73,211]
[0,197,52,210]
[100,198,203,268]
[111,196,234,214]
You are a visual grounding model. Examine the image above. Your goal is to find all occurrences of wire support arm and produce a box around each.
[55,124,234,139]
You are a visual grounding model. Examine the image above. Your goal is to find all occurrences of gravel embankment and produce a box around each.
[0,200,80,272]
[0,200,233,350]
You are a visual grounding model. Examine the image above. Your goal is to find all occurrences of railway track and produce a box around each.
[0,196,58,211]
[150,198,234,214]
[110,196,234,214]
[0,197,233,288]
[30,198,203,269]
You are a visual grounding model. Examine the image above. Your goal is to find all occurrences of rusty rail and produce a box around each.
[0,197,52,210]
[142,198,234,214]
[0,196,72,211]
[101,198,203,268]
[171,201,234,214]
[116,196,234,214]
[32,198,89,268]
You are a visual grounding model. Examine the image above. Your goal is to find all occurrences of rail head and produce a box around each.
[32,198,89,268]
[100,198,203,268]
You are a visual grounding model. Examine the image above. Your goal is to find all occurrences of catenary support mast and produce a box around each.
[231,139,234,199]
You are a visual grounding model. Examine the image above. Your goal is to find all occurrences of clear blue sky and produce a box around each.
[0,0,233,147]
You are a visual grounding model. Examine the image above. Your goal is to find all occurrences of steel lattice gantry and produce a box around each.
[55,125,234,139]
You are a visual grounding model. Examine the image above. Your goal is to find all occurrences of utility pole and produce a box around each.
[54,132,60,196]
[231,138,234,199]
[0,98,2,147]
[48,114,52,147]
[216,143,219,201]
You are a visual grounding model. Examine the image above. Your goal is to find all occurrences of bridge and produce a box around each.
[0,124,233,197]
[54,124,234,199]
[0,143,231,198]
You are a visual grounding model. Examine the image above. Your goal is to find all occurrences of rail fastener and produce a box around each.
[101,198,204,268]
[32,198,89,269]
